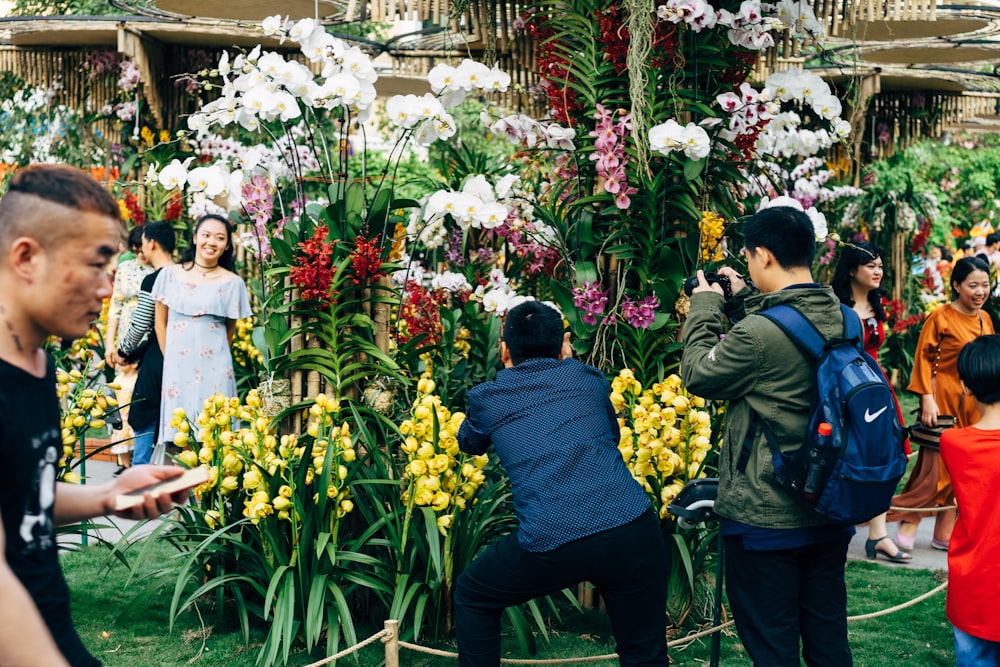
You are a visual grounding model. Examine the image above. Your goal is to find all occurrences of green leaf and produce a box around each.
[574,261,598,285]
[270,237,295,266]
[684,158,707,181]
[263,564,292,620]
[305,574,329,647]
[328,181,347,204]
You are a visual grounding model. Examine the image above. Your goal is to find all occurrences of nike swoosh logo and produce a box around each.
[864,406,888,423]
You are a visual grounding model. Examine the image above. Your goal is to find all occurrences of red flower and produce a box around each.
[348,234,386,285]
[290,225,339,305]
[123,191,145,224]
[396,280,448,345]
[164,192,184,221]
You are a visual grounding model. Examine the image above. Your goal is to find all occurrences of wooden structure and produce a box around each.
[3,0,1000,143]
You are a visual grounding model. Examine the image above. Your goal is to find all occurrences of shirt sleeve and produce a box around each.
[907,307,944,396]
[681,291,760,400]
[458,388,492,455]
[117,290,154,356]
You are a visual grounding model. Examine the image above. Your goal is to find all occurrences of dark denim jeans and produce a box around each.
[724,535,853,667]
[454,509,668,667]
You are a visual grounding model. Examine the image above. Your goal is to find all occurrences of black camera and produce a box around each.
[683,272,733,299]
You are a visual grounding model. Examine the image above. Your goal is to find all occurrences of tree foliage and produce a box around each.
[8,0,143,15]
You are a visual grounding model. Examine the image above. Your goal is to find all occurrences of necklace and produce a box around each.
[193,261,220,275]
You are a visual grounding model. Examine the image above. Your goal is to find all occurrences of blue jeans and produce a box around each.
[131,425,156,466]
[954,627,1000,666]
[454,509,668,667]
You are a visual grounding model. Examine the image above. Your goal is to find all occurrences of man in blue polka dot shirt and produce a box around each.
[454,300,669,666]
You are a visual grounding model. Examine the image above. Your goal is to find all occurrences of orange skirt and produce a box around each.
[886,447,952,524]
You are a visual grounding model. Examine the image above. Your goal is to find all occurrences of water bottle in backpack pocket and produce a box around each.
[802,422,835,503]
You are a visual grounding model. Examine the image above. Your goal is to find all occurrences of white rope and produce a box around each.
[302,629,391,667]
[303,580,948,666]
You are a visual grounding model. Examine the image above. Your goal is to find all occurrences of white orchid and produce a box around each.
[678,125,710,159]
[757,196,829,241]
[186,164,229,198]
[482,287,512,314]
[157,157,194,190]
[495,174,521,199]
[261,14,286,37]
[477,202,510,229]
[431,271,473,293]
[649,119,710,160]
[288,18,317,44]
[812,94,842,121]
[806,207,828,240]
[462,174,496,203]
[649,119,685,155]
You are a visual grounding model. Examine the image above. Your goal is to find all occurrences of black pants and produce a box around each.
[724,535,853,667]
[454,509,669,667]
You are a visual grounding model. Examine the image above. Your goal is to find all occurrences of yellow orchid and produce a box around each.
[613,370,720,520]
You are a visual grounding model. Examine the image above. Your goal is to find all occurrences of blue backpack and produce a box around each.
[739,304,908,525]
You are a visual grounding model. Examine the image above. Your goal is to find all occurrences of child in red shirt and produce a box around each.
[940,334,1000,665]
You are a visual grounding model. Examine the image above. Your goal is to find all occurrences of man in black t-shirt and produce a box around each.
[0,165,190,666]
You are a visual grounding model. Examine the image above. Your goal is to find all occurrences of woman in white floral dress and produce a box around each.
[152,215,251,445]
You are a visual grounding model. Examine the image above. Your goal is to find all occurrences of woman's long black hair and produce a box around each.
[180,214,236,272]
[832,241,886,322]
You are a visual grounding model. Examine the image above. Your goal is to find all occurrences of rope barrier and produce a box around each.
[302,629,390,667]
[301,578,947,666]
[847,581,948,621]
[889,504,957,512]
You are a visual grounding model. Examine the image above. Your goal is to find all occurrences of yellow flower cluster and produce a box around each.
[138,127,171,147]
[399,378,488,535]
[55,365,119,475]
[118,199,132,223]
[454,327,472,359]
[50,327,103,364]
[171,391,356,528]
[698,210,726,262]
[611,370,717,519]
[231,317,263,368]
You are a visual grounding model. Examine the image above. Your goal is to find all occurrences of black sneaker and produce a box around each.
[113,465,127,477]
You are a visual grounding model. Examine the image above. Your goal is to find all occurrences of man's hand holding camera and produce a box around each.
[688,268,747,298]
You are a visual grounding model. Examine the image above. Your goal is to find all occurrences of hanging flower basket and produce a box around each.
[258,375,291,417]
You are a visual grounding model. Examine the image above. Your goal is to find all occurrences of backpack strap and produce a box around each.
[758,303,862,357]
[736,303,860,474]
[737,411,783,473]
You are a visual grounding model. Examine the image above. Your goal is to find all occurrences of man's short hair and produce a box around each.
[142,220,176,254]
[987,232,1000,247]
[958,335,1000,404]
[743,206,816,269]
[0,164,121,252]
[503,301,564,366]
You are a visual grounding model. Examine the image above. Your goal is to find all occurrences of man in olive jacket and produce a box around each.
[681,205,853,667]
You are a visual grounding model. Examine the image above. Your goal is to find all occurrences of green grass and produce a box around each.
[62,539,952,666]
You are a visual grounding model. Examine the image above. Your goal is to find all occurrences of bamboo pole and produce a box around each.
[374,275,392,355]
[383,619,400,667]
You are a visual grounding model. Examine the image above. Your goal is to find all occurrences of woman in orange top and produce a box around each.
[889,256,995,550]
